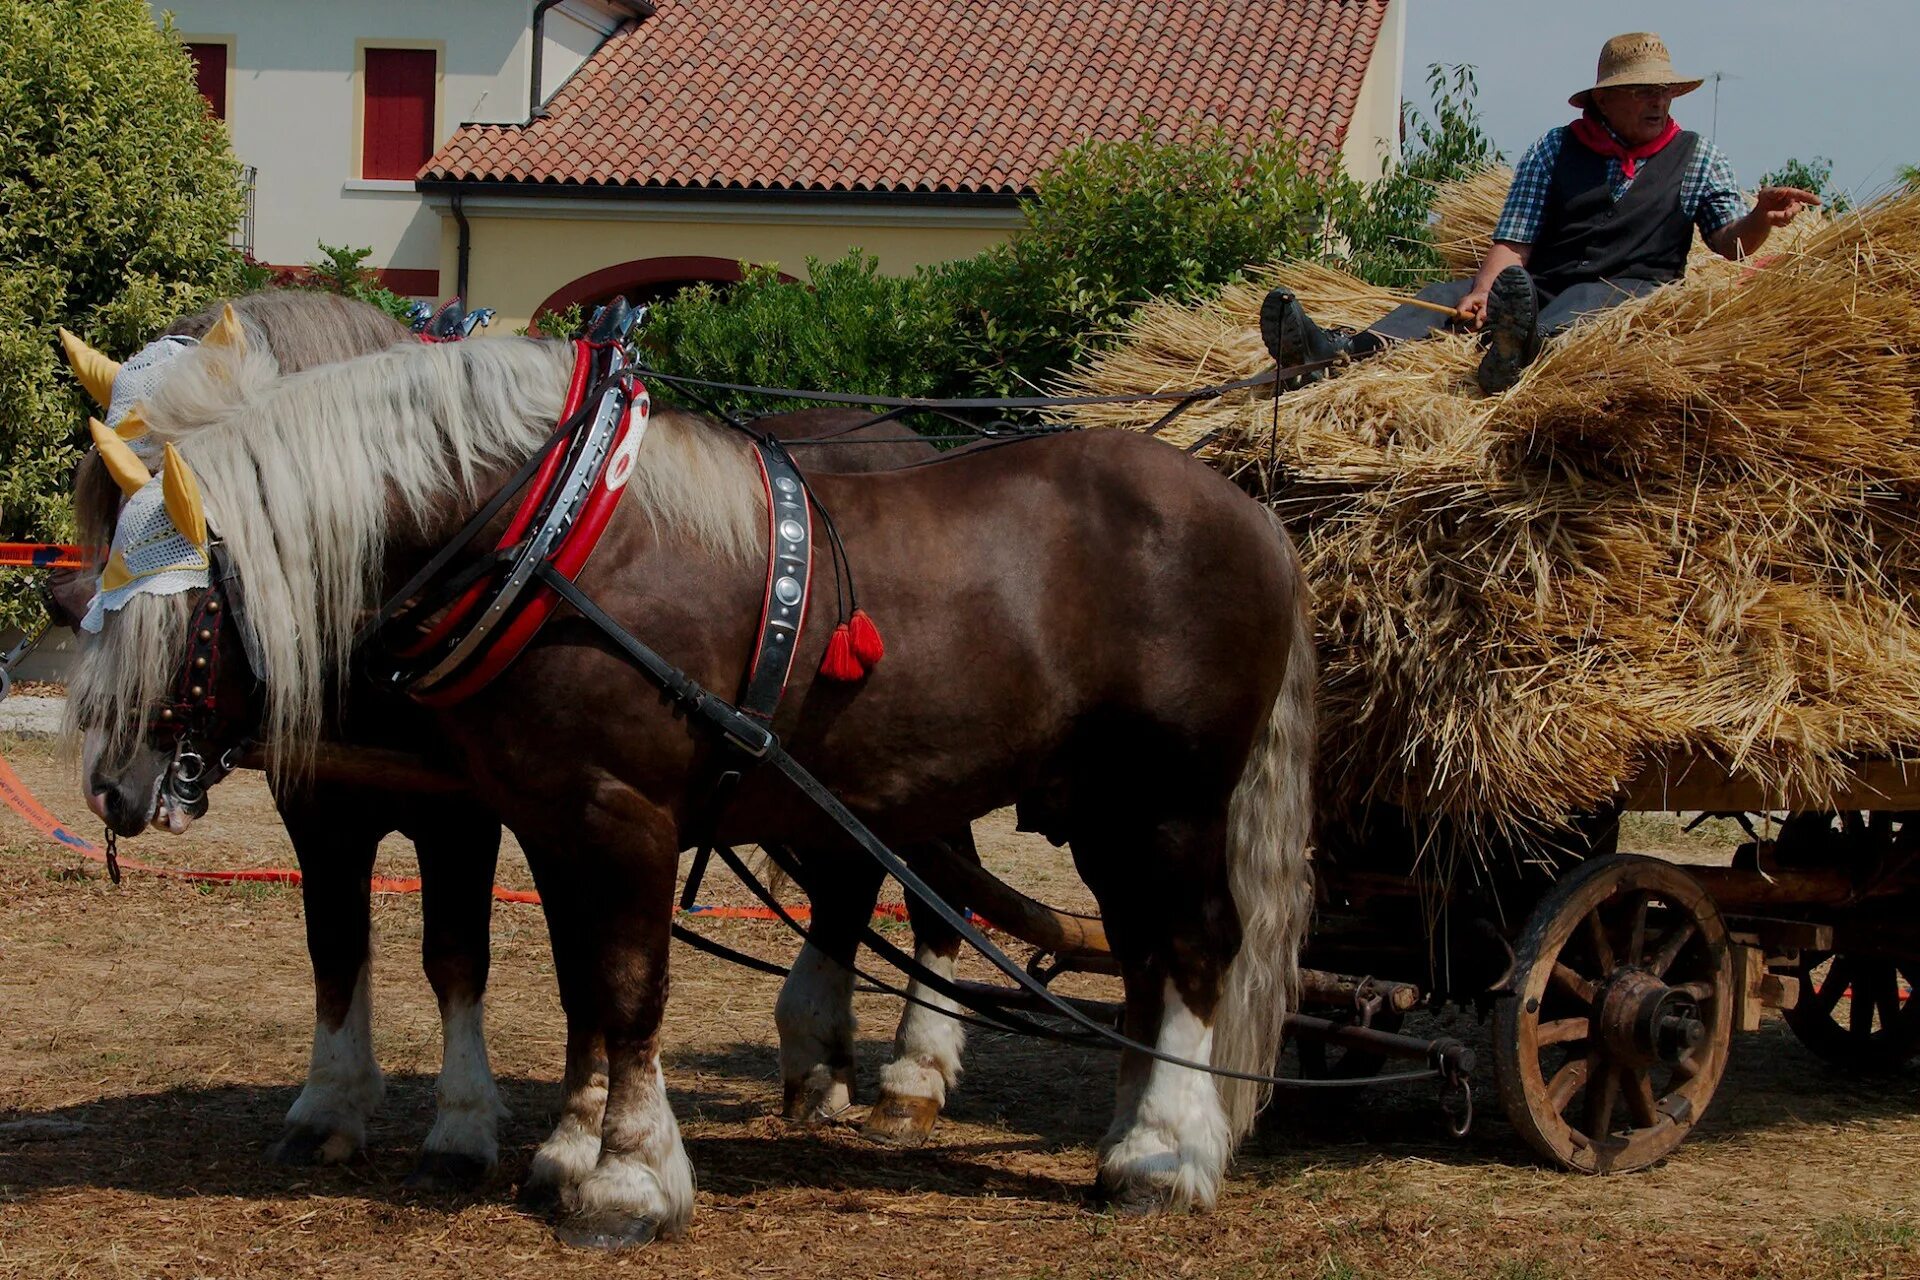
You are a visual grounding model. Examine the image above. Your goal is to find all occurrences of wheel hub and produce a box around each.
[1595,969,1704,1067]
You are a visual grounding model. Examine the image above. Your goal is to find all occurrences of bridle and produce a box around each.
[145,541,262,817]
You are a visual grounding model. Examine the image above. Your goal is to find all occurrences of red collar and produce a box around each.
[1568,116,1681,180]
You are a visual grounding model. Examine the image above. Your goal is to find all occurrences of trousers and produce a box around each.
[1365,275,1666,344]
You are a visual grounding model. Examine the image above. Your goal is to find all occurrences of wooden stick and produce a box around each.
[1394,295,1468,321]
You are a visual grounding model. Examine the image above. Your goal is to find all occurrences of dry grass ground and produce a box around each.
[3,732,1919,1278]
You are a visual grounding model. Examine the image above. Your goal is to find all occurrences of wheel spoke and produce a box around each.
[1626,896,1650,968]
[1874,965,1903,1034]
[1810,956,1849,1016]
[1583,1060,1621,1139]
[1850,975,1875,1038]
[1546,1057,1586,1115]
[1552,961,1597,1005]
[1585,907,1617,974]
[1623,1069,1660,1128]
[1650,920,1697,979]
[1538,1017,1591,1047]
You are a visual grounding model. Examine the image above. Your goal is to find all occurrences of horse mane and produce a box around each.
[70,325,760,777]
[73,291,410,557]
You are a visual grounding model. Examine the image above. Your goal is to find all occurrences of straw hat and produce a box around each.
[1569,32,1704,109]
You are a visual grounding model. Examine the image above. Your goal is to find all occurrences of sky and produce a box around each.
[1402,1,1918,200]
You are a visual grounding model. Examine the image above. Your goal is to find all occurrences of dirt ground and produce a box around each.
[3,732,1919,1279]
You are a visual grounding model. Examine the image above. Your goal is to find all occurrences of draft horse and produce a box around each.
[71,327,1314,1246]
[59,292,975,1181]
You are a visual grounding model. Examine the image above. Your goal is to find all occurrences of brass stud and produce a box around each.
[197,629,213,642]
[190,685,204,698]
[159,708,173,721]
[206,599,220,613]
[194,656,208,670]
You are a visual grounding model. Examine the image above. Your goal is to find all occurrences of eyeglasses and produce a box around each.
[1614,85,1676,101]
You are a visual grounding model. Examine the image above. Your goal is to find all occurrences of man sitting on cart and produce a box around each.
[1263,32,1821,394]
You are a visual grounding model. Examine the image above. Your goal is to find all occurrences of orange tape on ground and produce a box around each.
[0,745,923,922]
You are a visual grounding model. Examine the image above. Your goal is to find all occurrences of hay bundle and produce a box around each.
[1059,186,1920,851]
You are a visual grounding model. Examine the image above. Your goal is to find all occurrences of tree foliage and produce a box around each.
[1760,155,1852,215]
[0,0,245,630]
[1342,63,1505,286]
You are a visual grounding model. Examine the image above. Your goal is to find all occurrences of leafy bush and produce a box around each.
[645,253,962,414]
[939,123,1346,394]
[300,242,417,322]
[0,0,247,632]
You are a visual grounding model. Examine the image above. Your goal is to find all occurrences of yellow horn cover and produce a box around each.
[115,404,149,442]
[160,443,209,548]
[60,328,121,408]
[202,302,247,352]
[89,418,151,498]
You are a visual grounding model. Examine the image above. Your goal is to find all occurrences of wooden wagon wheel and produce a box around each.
[1783,951,1920,1071]
[1492,854,1733,1173]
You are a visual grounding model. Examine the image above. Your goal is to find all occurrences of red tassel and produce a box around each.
[847,608,885,669]
[818,622,866,681]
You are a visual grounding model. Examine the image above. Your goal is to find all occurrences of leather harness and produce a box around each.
[371,313,816,731]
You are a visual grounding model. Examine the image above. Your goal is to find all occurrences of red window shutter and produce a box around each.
[185,42,227,121]
[362,48,436,180]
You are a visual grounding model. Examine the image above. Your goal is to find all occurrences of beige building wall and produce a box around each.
[150,0,629,288]
[1339,0,1407,182]
[430,198,1023,332]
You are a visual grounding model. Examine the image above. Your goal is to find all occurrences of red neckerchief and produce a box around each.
[1568,115,1681,180]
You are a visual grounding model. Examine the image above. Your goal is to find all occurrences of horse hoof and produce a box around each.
[268,1125,358,1166]
[404,1150,492,1191]
[554,1213,660,1251]
[781,1076,853,1125]
[1094,1178,1179,1217]
[861,1092,940,1147]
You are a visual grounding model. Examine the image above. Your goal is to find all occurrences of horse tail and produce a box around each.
[1212,513,1315,1142]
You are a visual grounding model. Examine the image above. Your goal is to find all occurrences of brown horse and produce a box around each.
[59,294,974,1183]
[71,329,1313,1247]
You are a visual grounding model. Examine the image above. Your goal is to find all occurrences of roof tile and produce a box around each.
[423,0,1389,191]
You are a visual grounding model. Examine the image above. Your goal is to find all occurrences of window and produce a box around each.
[361,48,436,180]
[185,42,227,121]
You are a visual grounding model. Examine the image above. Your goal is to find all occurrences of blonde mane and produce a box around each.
[69,329,760,776]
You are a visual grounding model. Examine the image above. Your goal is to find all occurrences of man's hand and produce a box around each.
[1456,290,1491,330]
[1753,185,1822,226]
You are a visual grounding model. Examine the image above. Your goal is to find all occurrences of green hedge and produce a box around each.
[0,0,246,632]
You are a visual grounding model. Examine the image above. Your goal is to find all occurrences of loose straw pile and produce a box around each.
[1060,177,1920,860]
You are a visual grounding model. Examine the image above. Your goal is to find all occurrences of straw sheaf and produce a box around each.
[1058,184,1920,853]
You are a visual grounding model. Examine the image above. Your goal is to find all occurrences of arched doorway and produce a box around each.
[532,255,797,332]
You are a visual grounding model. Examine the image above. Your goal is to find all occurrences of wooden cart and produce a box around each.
[1298,751,1920,1173]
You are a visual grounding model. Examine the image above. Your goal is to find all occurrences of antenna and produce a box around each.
[1707,70,1741,141]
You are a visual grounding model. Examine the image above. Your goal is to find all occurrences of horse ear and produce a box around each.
[115,404,148,442]
[60,328,120,408]
[89,418,151,498]
[161,443,209,549]
[202,303,247,353]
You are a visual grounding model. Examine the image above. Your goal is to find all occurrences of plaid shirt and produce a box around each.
[1492,126,1747,247]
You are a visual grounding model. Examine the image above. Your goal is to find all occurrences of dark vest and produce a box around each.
[1527,129,1699,299]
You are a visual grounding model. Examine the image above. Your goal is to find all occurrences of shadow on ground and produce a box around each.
[3,1018,1915,1212]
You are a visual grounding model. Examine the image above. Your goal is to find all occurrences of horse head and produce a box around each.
[66,309,268,834]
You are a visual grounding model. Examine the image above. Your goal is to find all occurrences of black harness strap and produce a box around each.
[739,439,813,722]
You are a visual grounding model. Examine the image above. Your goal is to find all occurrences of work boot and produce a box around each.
[1259,287,1350,385]
[1475,265,1541,394]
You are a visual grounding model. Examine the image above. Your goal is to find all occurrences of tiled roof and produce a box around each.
[423,0,1391,194]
